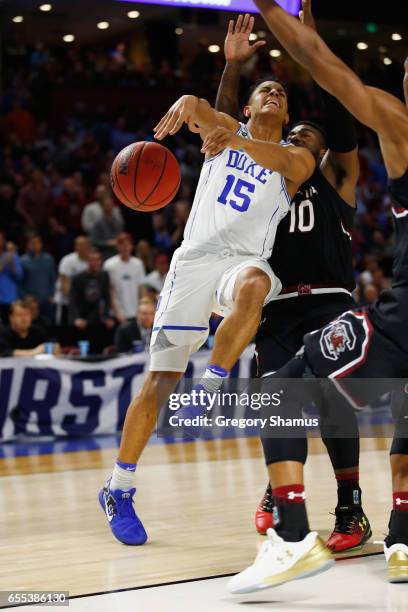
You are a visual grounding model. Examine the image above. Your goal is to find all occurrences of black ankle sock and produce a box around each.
[336,484,362,511]
[273,500,310,542]
[385,509,408,547]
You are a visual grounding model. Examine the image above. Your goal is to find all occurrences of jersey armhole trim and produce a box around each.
[203,152,222,164]
[280,176,292,206]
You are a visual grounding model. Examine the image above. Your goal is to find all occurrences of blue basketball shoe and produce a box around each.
[99,479,147,545]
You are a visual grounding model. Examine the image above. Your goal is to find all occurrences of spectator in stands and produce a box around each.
[358,254,380,286]
[5,100,36,145]
[372,267,391,291]
[0,233,23,324]
[111,117,136,153]
[114,297,155,353]
[136,240,154,274]
[68,249,115,353]
[144,253,169,293]
[16,169,52,231]
[81,185,109,233]
[0,300,56,357]
[50,177,86,257]
[21,234,56,320]
[22,296,51,335]
[0,183,22,242]
[54,235,90,325]
[89,194,124,260]
[152,213,172,252]
[360,283,380,306]
[104,232,145,324]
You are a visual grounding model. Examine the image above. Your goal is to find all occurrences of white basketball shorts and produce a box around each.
[149,244,281,372]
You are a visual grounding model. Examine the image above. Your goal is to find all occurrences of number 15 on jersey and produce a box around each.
[217,174,255,213]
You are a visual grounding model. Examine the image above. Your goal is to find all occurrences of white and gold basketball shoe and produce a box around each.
[385,542,408,583]
[227,528,333,594]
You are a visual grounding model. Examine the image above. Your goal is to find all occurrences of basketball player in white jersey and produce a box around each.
[99,80,316,546]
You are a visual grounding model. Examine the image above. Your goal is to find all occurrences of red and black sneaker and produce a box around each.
[255,483,274,535]
[326,506,372,553]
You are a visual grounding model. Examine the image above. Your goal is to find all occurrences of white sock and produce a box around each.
[110,460,136,491]
[200,364,228,393]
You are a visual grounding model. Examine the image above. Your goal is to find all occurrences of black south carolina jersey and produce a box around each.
[266,167,355,308]
[369,168,408,353]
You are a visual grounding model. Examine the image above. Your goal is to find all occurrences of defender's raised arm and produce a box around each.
[253,0,408,143]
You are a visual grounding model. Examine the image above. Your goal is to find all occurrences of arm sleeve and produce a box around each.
[319,86,357,153]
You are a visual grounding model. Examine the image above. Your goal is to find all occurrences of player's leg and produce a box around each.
[210,266,272,371]
[306,301,369,550]
[255,300,370,548]
[302,310,408,580]
[99,246,214,544]
[99,369,183,545]
[320,393,371,552]
[116,370,183,465]
[183,262,278,411]
[385,393,408,582]
[253,316,310,536]
[228,355,333,594]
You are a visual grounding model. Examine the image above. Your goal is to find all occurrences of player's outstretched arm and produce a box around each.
[253,0,406,137]
[153,95,239,140]
[299,0,358,207]
[215,14,265,117]
[201,127,315,193]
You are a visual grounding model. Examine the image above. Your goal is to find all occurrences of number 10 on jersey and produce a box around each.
[217,174,255,212]
[289,199,315,233]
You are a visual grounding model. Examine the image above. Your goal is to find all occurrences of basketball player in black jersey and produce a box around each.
[227,0,408,591]
[216,9,370,553]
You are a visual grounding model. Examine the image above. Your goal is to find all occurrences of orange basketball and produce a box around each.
[111,141,181,212]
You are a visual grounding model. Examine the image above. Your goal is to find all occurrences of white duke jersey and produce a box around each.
[183,123,292,258]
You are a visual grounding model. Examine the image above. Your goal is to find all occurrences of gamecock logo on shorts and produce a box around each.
[319,320,357,361]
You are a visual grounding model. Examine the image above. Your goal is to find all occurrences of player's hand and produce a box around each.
[154,95,199,140]
[299,0,316,30]
[201,127,242,156]
[225,14,266,64]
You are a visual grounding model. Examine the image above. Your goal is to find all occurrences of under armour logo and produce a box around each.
[359,516,367,530]
[395,498,408,506]
[287,491,306,500]
[277,550,294,564]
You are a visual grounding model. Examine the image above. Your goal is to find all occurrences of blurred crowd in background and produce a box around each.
[0,32,399,355]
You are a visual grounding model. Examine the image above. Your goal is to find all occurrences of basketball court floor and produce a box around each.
[0,434,406,611]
